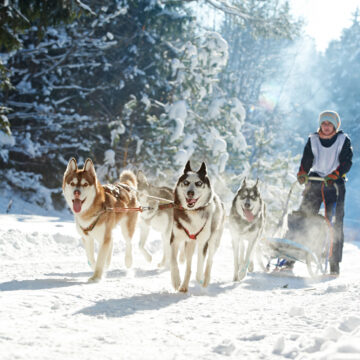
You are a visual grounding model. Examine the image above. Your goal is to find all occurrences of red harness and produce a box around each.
[177,221,206,240]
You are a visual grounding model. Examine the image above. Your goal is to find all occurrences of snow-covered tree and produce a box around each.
[0,0,193,207]
[161,31,246,178]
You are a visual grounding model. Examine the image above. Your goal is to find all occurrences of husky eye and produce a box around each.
[195,181,203,187]
[183,180,190,186]
[70,182,76,186]
[83,182,88,187]
[250,191,258,200]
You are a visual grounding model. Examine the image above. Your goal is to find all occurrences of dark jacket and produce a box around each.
[299,130,353,182]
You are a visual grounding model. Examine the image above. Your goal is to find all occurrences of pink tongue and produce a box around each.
[243,208,254,222]
[187,198,197,205]
[73,198,82,213]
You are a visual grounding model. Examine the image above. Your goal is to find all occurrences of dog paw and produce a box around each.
[88,275,102,283]
[202,276,210,288]
[179,285,188,293]
[233,274,240,282]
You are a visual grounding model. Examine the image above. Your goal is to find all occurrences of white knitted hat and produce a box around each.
[318,110,341,130]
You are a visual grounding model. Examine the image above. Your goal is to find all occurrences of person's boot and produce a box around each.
[330,261,340,275]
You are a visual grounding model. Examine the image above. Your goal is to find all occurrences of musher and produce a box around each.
[287,110,353,275]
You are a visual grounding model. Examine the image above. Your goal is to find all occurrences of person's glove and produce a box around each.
[324,170,340,187]
[297,170,308,185]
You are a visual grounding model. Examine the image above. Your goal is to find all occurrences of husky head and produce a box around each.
[234,178,261,222]
[175,161,212,210]
[62,158,98,215]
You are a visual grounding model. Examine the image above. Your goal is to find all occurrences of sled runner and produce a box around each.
[263,177,338,277]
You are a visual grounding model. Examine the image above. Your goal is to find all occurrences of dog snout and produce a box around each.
[187,190,194,198]
[244,202,251,209]
[74,189,81,198]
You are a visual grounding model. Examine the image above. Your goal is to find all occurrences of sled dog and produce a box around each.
[229,178,266,281]
[170,161,225,292]
[136,170,174,267]
[62,158,139,282]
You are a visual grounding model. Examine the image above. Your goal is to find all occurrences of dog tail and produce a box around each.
[119,170,137,190]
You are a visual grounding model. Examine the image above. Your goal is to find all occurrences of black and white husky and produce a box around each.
[136,170,174,267]
[170,161,225,292]
[229,178,266,281]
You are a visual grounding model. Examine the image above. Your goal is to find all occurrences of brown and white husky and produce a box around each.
[170,161,225,292]
[62,158,139,282]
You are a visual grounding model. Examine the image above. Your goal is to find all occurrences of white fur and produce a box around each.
[136,172,174,268]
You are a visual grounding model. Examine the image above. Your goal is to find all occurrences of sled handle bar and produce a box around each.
[308,176,324,181]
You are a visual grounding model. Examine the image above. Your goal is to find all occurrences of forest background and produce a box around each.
[1,0,359,232]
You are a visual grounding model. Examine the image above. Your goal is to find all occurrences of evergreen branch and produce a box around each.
[32,48,73,79]
[74,0,96,16]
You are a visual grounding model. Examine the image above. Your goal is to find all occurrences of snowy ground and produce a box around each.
[1,211,360,360]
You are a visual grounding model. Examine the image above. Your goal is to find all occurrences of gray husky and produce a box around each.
[229,178,266,281]
[136,170,174,267]
[170,161,225,292]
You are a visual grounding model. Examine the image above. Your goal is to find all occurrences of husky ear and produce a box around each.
[184,160,192,173]
[254,178,259,188]
[137,170,148,185]
[66,158,77,173]
[241,177,247,188]
[198,162,207,177]
[84,158,96,175]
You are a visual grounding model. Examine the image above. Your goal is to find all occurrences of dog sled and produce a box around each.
[262,177,338,277]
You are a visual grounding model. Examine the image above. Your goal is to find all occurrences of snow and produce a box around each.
[103,149,116,166]
[0,206,360,359]
[169,117,184,142]
[167,100,187,123]
[174,148,189,165]
[0,129,15,162]
[167,100,187,142]
[208,98,226,119]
